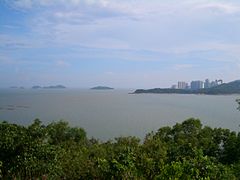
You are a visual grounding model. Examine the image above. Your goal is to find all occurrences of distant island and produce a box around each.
[32,86,42,89]
[32,85,66,89]
[134,80,240,95]
[90,86,114,90]
[10,86,25,89]
[43,85,66,89]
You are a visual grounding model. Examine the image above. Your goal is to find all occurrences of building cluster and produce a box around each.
[171,79,223,90]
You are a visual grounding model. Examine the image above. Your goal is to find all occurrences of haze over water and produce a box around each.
[0,89,239,141]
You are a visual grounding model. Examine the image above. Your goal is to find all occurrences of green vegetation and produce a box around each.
[1,118,240,179]
[134,80,240,95]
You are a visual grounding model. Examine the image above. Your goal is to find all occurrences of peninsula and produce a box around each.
[134,80,240,95]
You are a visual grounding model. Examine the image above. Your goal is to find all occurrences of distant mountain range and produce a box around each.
[134,80,240,95]
[32,85,66,89]
[90,86,114,90]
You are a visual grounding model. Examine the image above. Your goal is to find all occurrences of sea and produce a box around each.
[0,89,240,141]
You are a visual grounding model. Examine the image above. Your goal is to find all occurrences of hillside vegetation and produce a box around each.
[1,118,240,179]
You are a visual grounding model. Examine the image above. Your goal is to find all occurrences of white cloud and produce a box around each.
[0,34,45,50]
[194,1,240,14]
[4,0,240,62]
[56,60,71,68]
[173,64,195,70]
[171,42,240,59]
[6,0,113,9]
[11,0,33,9]
[6,0,240,16]
[0,55,16,65]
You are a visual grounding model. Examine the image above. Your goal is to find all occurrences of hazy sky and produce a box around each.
[1,0,240,88]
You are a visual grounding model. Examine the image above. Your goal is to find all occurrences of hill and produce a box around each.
[134,80,240,95]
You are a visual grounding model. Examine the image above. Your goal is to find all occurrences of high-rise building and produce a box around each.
[178,81,188,89]
[171,85,177,89]
[204,79,223,89]
[191,81,204,90]
[204,79,210,89]
[211,79,222,87]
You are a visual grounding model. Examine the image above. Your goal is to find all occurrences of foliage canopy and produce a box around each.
[0,118,240,179]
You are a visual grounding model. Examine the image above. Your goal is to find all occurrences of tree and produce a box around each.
[1,118,240,179]
[158,148,236,179]
[0,160,2,179]
[46,120,87,145]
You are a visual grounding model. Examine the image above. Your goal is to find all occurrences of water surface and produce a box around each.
[0,89,239,140]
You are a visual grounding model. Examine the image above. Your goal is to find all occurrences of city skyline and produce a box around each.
[173,78,223,90]
[1,0,240,88]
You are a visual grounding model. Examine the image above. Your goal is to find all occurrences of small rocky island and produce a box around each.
[90,86,114,90]
[32,85,66,89]
[10,86,25,89]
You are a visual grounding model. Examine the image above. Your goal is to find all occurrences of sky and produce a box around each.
[1,0,240,88]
